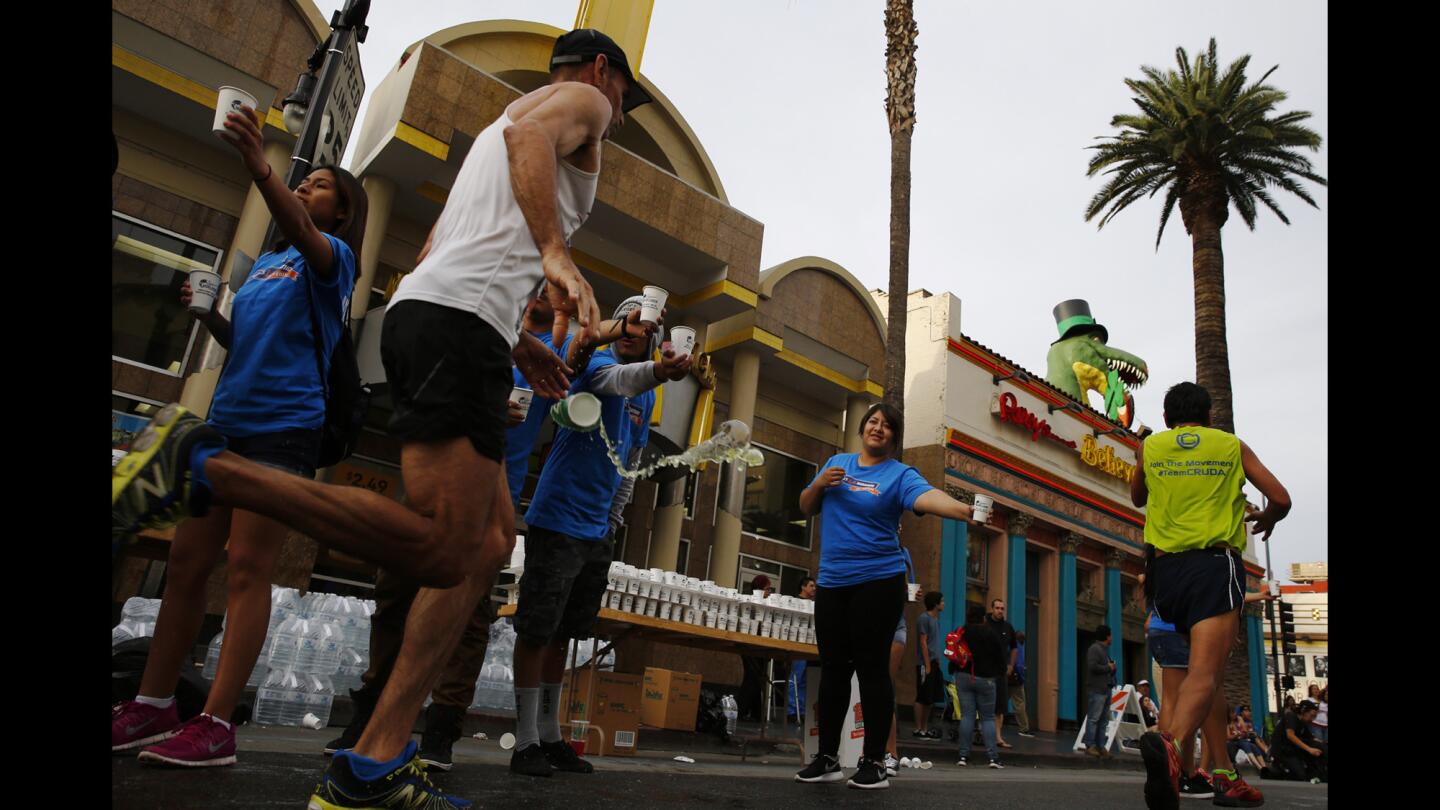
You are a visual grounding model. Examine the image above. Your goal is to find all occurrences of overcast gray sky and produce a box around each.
[326,0,1327,583]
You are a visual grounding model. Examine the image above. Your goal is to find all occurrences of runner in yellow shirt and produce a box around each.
[1130,383,1290,810]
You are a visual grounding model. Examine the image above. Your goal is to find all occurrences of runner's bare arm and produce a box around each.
[415,222,437,264]
[1130,441,1147,507]
[503,84,610,347]
[513,331,572,400]
[1239,440,1291,540]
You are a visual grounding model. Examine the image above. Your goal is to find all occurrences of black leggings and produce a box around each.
[814,573,906,761]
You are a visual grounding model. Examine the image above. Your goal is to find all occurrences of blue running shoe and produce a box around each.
[308,741,471,809]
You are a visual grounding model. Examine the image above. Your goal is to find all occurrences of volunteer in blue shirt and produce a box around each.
[112,102,367,767]
[793,402,979,790]
[508,295,690,777]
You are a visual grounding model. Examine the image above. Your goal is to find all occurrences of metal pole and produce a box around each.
[1261,498,1284,728]
[259,0,370,252]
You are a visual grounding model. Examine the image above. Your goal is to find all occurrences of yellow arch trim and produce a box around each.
[113,46,287,132]
[702,328,884,398]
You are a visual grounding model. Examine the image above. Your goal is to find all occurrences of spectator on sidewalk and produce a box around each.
[1012,631,1033,737]
[1269,700,1327,782]
[954,603,1008,768]
[1311,686,1328,743]
[739,575,775,722]
[1082,626,1116,758]
[912,590,946,740]
[1136,680,1159,731]
[786,576,817,726]
[986,599,1019,749]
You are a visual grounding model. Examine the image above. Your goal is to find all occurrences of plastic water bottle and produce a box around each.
[267,616,305,671]
[121,597,162,624]
[722,694,738,736]
[333,647,367,694]
[202,629,224,681]
[306,674,336,727]
[253,668,307,727]
[296,620,343,675]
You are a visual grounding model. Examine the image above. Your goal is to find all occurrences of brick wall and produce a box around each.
[758,268,886,375]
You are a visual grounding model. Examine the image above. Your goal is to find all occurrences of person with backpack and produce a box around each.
[792,403,979,790]
[949,604,1009,768]
[111,102,368,767]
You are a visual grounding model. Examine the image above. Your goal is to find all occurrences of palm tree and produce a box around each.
[882,0,917,414]
[1084,38,1325,433]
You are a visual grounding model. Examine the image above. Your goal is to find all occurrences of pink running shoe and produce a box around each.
[112,700,181,753]
[137,714,237,767]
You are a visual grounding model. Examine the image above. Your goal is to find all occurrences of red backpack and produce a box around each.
[943,626,973,670]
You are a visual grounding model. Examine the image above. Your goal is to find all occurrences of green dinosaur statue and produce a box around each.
[1044,300,1148,426]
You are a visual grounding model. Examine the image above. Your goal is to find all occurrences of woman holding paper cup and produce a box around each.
[793,403,979,790]
[111,100,369,768]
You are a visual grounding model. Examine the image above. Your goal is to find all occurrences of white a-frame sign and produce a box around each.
[1072,684,1148,755]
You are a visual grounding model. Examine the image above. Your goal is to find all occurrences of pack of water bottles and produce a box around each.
[470,620,517,712]
[198,586,374,729]
[112,597,161,646]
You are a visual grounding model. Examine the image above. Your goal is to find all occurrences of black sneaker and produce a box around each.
[924,729,942,740]
[324,688,379,755]
[956,757,968,767]
[846,757,890,790]
[308,741,470,809]
[988,760,1004,769]
[1179,771,1214,799]
[419,703,466,771]
[112,404,223,552]
[509,744,554,777]
[1017,730,1036,738]
[795,753,844,783]
[911,728,926,738]
[541,740,594,773]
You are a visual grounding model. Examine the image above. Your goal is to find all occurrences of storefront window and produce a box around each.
[112,213,220,374]
[740,444,815,549]
[966,533,988,584]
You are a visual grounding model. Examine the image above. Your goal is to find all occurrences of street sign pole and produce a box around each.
[259,0,370,254]
[1261,498,1284,725]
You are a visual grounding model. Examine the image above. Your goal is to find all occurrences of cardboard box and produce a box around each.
[563,670,642,757]
[640,667,702,731]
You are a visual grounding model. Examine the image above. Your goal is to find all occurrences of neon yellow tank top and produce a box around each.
[1141,426,1247,554]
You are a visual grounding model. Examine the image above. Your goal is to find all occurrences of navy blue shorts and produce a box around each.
[1151,547,1246,634]
[1147,629,1190,669]
[220,428,320,478]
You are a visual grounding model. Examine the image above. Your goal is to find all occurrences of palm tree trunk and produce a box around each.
[1190,214,1235,433]
[882,0,917,414]
[884,129,912,412]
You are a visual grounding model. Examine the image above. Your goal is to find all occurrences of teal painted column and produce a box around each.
[939,517,968,644]
[1105,550,1124,686]
[1247,613,1267,719]
[1007,516,1031,636]
[1058,533,1081,722]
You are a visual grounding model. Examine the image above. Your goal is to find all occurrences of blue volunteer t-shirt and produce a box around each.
[209,236,355,437]
[525,348,654,541]
[505,331,573,504]
[814,454,934,588]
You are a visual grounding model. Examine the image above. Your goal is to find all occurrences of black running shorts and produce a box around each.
[380,301,512,462]
[1151,546,1247,635]
[513,526,614,646]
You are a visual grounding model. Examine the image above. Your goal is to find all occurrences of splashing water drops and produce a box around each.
[595,419,765,480]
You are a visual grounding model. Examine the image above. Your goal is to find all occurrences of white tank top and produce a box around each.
[388,109,599,349]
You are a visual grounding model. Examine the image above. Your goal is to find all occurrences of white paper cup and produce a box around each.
[213,86,258,139]
[188,270,222,314]
[669,326,696,357]
[551,392,602,432]
[972,494,994,523]
[907,582,921,602]
[510,387,534,420]
[301,712,323,730]
[499,732,517,750]
[640,285,668,326]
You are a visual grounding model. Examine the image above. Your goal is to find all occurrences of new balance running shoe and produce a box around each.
[112,699,181,753]
[308,742,470,809]
[1140,731,1182,810]
[112,404,222,552]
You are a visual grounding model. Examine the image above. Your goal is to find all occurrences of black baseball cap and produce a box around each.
[550,28,653,112]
